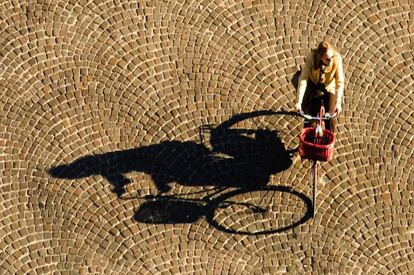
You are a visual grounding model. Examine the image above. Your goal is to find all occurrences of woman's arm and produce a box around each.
[335,55,345,113]
[296,54,312,111]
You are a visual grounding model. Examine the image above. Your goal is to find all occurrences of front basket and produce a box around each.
[299,127,335,162]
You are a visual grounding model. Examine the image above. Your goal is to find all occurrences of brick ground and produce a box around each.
[1,0,413,274]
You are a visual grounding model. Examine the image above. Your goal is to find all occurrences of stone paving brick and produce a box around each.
[0,0,413,274]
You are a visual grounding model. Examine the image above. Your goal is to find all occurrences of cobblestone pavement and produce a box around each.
[1,0,413,274]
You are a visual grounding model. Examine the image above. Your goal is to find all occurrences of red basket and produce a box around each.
[299,127,335,162]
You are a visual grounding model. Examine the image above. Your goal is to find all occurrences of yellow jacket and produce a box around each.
[297,50,344,103]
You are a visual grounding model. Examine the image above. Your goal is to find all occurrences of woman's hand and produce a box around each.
[336,103,342,114]
[295,102,302,112]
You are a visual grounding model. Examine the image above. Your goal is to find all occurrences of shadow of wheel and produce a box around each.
[205,185,313,235]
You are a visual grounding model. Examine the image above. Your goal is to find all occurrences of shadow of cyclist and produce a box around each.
[49,111,294,196]
[134,110,311,234]
[49,110,313,234]
[209,110,294,185]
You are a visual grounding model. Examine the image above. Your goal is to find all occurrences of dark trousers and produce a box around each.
[302,81,337,132]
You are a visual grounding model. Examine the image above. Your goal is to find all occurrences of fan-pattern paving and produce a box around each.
[1,0,413,274]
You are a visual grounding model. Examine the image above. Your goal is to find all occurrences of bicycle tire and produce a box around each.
[311,161,318,218]
[205,185,312,235]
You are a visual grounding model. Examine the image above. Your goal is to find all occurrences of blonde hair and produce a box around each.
[314,41,333,69]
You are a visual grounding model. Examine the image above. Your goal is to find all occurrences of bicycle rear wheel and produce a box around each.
[205,185,312,235]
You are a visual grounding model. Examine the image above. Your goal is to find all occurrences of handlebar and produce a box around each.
[299,111,337,120]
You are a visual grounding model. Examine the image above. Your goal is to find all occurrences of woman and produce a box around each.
[295,41,345,132]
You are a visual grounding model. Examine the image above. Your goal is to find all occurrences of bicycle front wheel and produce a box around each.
[205,185,312,235]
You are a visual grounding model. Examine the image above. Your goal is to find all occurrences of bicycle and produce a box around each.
[299,103,337,218]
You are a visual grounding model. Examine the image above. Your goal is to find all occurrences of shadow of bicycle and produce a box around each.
[49,110,311,235]
[135,185,312,235]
